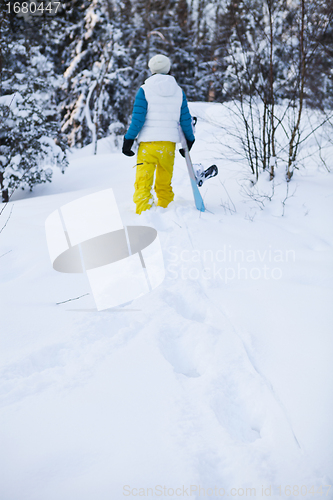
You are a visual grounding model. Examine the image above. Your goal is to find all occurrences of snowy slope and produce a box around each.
[0,103,333,500]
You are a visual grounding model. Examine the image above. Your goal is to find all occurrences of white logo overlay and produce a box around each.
[45,188,165,310]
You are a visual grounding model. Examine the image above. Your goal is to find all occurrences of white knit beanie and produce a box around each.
[148,54,171,75]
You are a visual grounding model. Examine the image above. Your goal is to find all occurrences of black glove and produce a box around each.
[122,137,135,157]
[179,139,195,158]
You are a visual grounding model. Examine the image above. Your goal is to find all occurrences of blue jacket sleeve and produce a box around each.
[180,91,195,142]
[125,87,147,140]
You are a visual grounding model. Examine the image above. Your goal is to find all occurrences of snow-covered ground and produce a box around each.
[1,103,332,500]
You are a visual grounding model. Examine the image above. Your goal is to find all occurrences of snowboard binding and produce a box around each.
[191,118,218,187]
[193,163,218,187]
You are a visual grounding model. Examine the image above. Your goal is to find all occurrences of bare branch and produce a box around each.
[0,249,12,259]
[0,203,14,234]
[56,293,90,305]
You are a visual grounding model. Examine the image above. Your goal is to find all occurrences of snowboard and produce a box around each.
[179,124,219,211]
[179,128,205,212]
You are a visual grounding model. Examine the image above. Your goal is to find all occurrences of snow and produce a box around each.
[63,51,88,80]
[38,136,65,164]
[0,92,23,109]
[0,102,332,499]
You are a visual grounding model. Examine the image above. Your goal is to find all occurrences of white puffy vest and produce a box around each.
[138,74,183,144]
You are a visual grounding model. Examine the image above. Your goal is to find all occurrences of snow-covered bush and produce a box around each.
[0,42,68,202]
[0,91,68,202]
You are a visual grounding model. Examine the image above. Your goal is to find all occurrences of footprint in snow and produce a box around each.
[157,323,201,378]
[210,370,263,443]
[163,289,206,323]
[137,207,173,232]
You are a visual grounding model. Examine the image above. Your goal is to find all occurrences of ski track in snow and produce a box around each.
[137,211,325,493]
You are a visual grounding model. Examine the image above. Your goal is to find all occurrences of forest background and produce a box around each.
[1,0,333,202]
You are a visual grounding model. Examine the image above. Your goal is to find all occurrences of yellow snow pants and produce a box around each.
[133,141,176,214]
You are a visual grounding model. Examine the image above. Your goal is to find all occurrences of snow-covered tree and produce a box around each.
[58,0,142,149]
[0,8,68,203]
[214,0,333,181]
